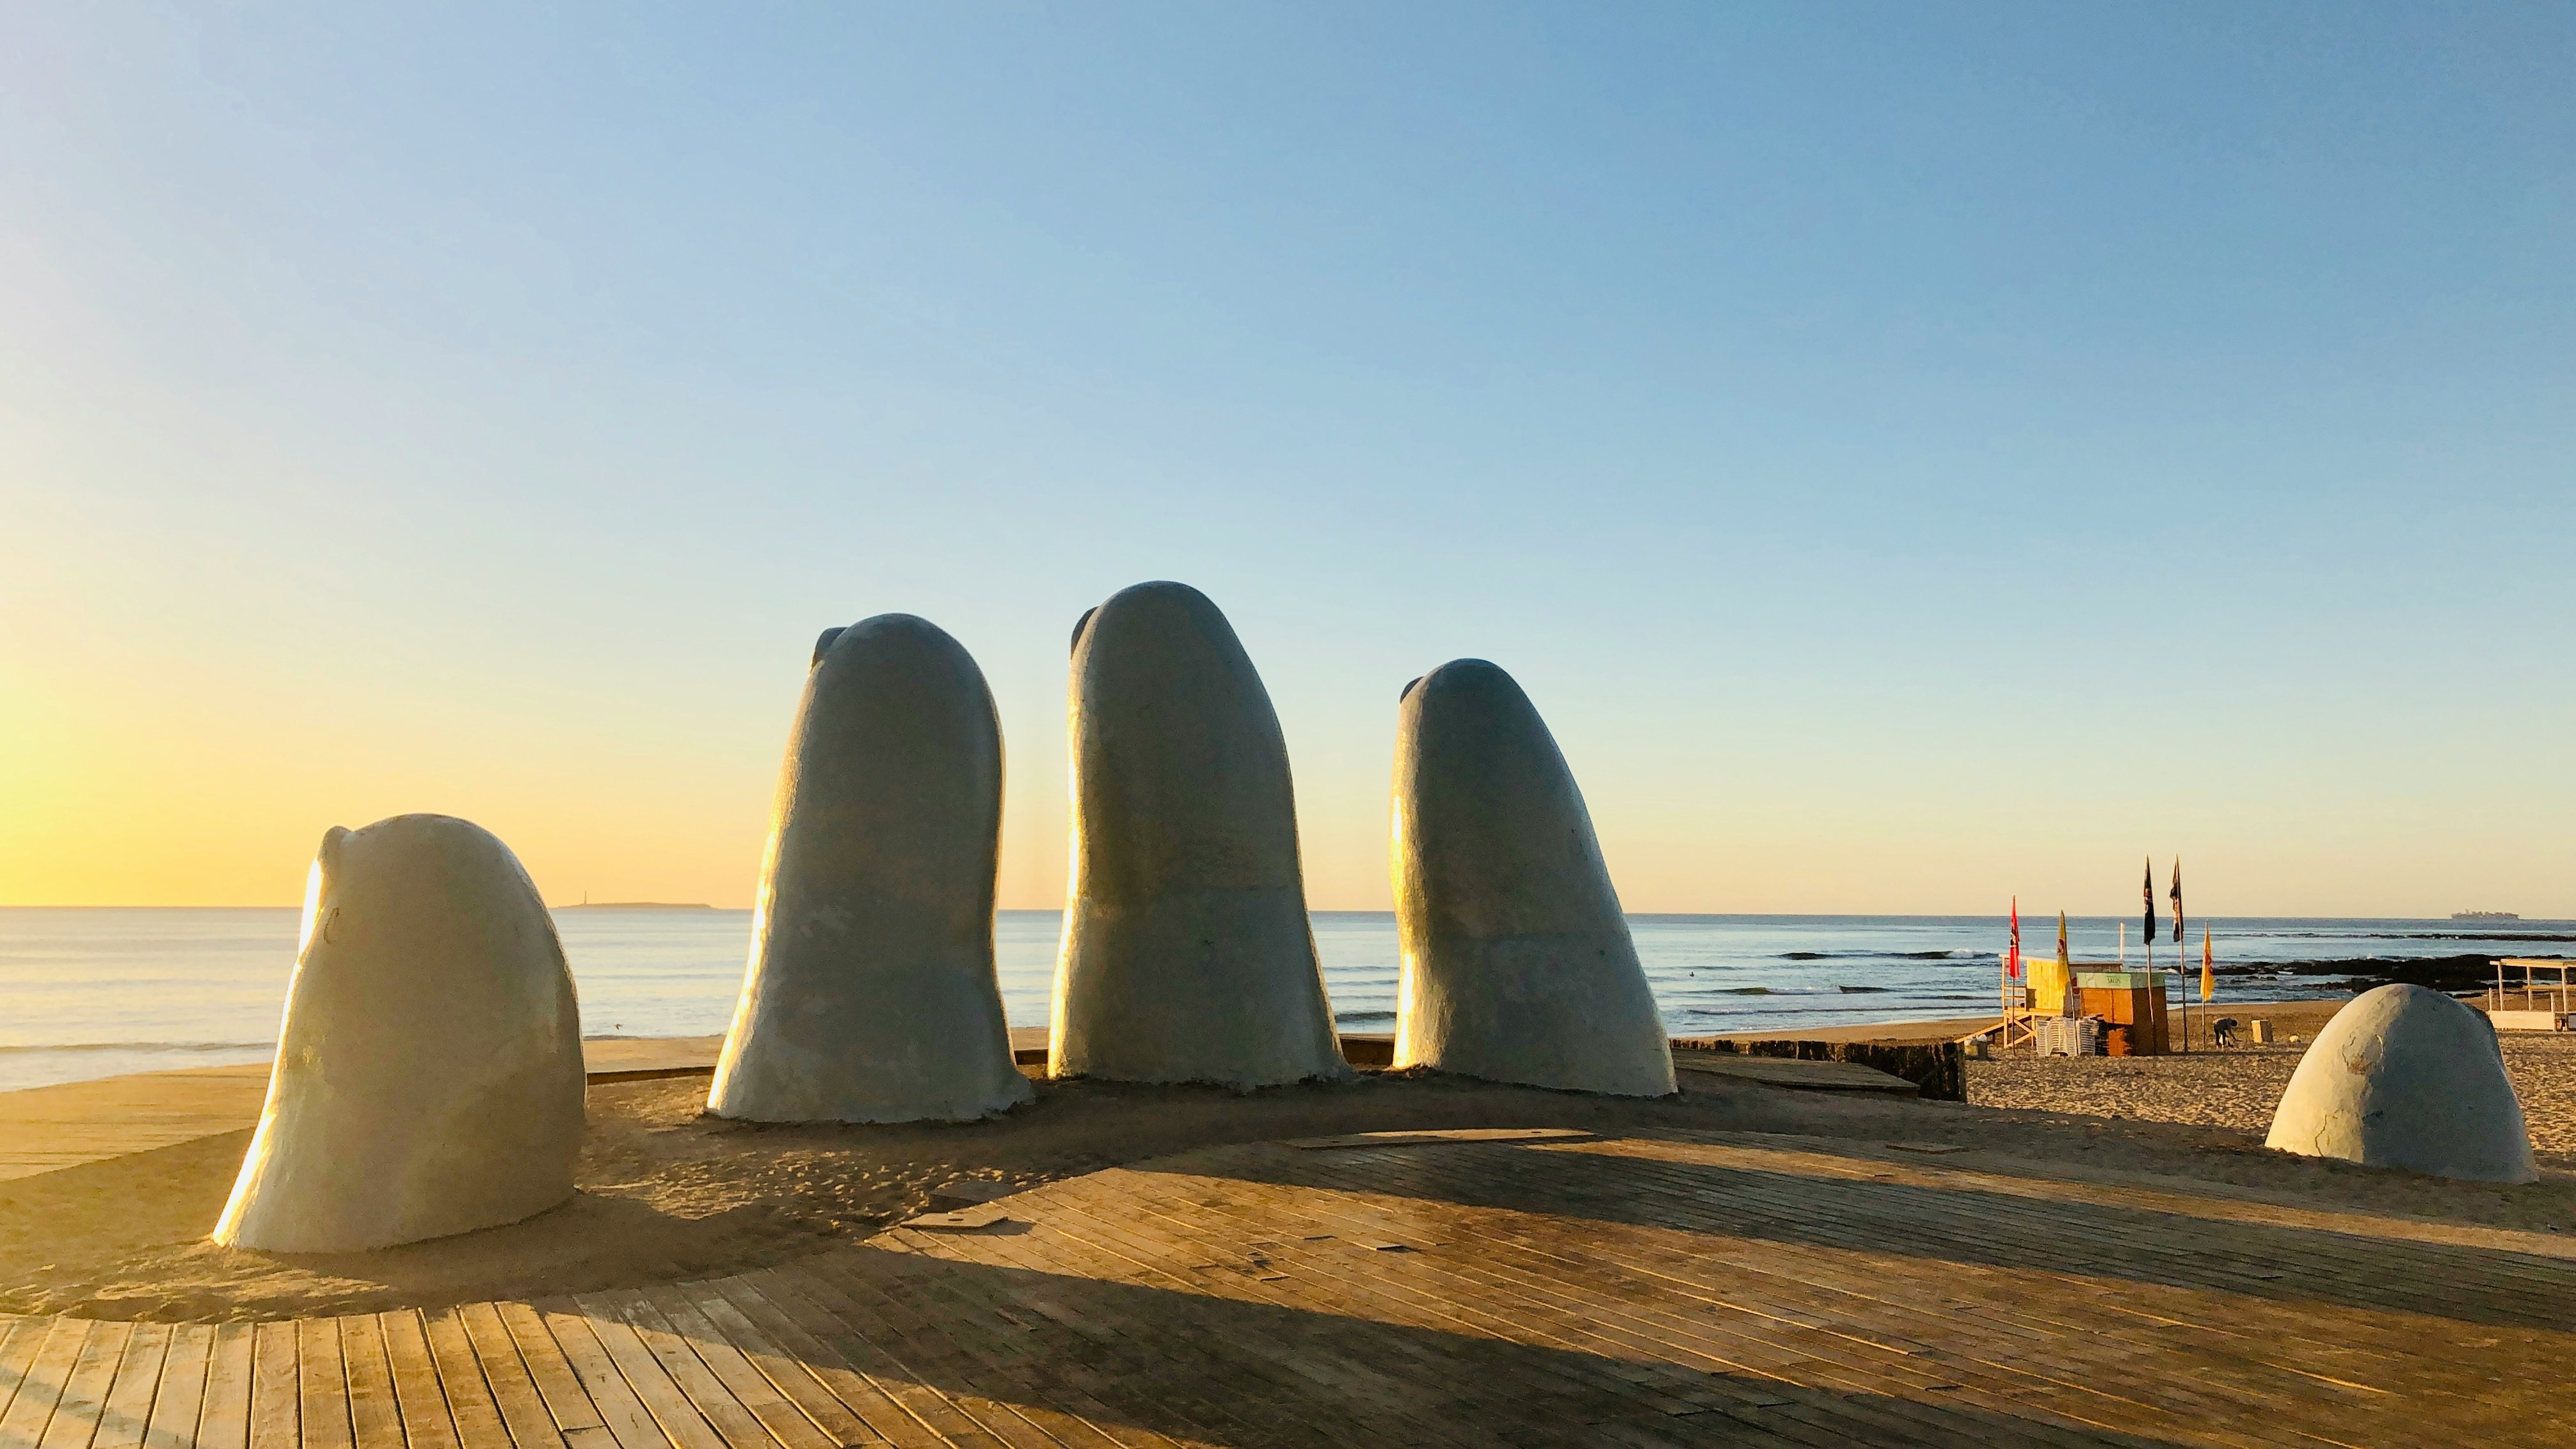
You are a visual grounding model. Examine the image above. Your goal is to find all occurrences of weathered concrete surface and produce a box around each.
[710,614,1034,1123]
[1391,659,1674,1096]
[212,815,586,1251]
[1052,582,1347,1086]
[2265,982,2535,1183]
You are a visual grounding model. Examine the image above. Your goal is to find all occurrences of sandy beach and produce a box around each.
[1971,997,2576,1161]
[2,995,2572,1325]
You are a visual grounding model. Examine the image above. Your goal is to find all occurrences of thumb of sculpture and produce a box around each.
[1391,660,1674,1096]
[212,814,586,1252]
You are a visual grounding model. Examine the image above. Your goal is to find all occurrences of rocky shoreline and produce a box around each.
[2215,952,2561,995]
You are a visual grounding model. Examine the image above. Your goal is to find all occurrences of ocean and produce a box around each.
[0,908,2566,1094]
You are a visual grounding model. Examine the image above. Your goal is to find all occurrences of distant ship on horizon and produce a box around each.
[2452,910,2520,924]
[559,893,716,910]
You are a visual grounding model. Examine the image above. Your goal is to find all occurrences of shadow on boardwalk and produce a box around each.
[1145,1131,2576,1334]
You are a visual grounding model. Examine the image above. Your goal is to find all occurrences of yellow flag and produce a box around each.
[2200,926,2214,1004]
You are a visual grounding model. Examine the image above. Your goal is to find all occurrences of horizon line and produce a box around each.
[0,904,2563,925]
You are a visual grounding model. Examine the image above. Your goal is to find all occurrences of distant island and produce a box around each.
[2452,910,2520,924]
[556,901,716,910]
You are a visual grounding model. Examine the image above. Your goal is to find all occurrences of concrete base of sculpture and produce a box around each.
[709,614,1035,1123]
[1052,581,1348,1087]
[213,815,586,1252]
[1392,660,1674,1097]
[2265,983,2535,1183]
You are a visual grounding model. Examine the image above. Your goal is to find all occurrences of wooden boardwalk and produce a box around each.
[0,1041,739,1183]
[3,1130,2570,1448]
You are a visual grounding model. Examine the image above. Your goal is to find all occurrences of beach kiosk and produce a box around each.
[2072,971,2168,1055]
[2006,961,2170,1055]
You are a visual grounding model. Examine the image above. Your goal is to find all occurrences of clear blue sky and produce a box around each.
[4,4,2570,916]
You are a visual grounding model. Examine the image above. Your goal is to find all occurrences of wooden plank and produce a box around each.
[769,1264,1069,1449]
[336,1319,403,1449]
[888,1228,1357,1449]
[294,1320,351,1449]
[1391,1181,2102,1445]
[1533,1139,2420,1434]
[743,1268,1011,1449]
[627,1290,829,1449]
[37,1318,129,1449]
[559,1298,723,1449]
[697,1277,936,1449]
[1267,1146,2179,1447]
[1569,1182,2289,1436]
[1280,1128,1594,1150]
[2,1321,98,1449]
[675,1287,885,1449]
[141,1325,212,1449]
[911,1253,1279,1449]
[1010,1179,1549,1436]
[375,1313,459,1449]
[456,1302,565,1449]
[0,1320,52,1426]
[1016,1190,1615,1449]
[789,1259,1137,1449]
[492,1304,609,1443]
[1065,1157,2060,1449]
[790,1257,1173,1449]
[194,1324,253,1449]
[894,1210,1012,1233]
[91,1322,166,1449]
[930,1231,1327,1449]
[584,1293,772,1449]
[245,1323,297,1449]
[1272,1139,2340,1446]
[522,1305,673,1449]
[417,1309,510,1449]
[1668,1055,1917,1093]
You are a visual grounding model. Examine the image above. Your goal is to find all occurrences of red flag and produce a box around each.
[2008,898,2022,980]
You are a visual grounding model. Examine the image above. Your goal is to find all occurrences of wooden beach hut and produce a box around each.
[2073,970,2169,1055]
[2005,963,2170,1055]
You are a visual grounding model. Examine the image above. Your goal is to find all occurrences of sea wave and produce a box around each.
[1705,984,1895,997]
[0,1040,274,1055]
[1775,950,1991,962]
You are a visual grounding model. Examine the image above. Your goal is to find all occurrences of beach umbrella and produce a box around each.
[2170,858,2184,944]
[2201,927,2215,1004]
[2008,898,2022,980]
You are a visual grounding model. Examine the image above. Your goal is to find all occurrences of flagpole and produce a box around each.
[2173,858,2187,1054]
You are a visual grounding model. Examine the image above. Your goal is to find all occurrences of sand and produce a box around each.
[1971,997,2576,1162]
[9,1002,2575,1323]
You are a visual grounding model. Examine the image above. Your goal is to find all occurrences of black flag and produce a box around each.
[2143,857,2156,948]
[2169,858,2184,944]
